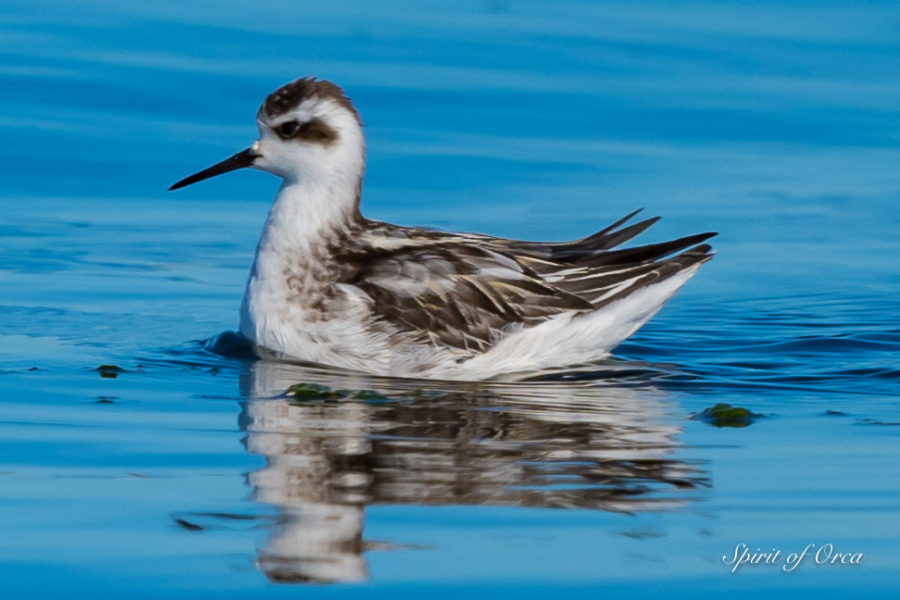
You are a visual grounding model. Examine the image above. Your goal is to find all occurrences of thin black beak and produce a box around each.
[168,147,259,191]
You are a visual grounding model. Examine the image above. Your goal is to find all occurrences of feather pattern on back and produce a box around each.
[326,210,715,364]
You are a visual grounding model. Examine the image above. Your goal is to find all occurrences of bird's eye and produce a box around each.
[276,120,300,138]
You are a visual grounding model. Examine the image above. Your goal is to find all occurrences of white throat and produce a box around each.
[260,175,360,253]
[252,99,365,249]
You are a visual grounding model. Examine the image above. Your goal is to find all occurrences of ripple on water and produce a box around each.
[2,0,899,593]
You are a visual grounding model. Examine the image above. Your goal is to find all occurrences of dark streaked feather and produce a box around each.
[338,245,593,350]
[503,210,657,260]
[579,244,714,307]
[574,231,716,267]
[260,76,361,123]
[336,211,716,352]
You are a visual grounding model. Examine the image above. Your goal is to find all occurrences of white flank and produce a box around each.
[440,264,702,380]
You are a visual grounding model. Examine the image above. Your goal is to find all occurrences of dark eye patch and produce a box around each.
[276,120,300,138]
[273,118,338,146]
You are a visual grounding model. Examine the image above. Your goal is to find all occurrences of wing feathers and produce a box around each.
[576,231,717,267]
[342,213,715,353]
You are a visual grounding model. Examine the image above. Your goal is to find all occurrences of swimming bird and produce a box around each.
[170,77,715,380]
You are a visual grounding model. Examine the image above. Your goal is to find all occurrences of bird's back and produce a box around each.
[317,210,715,378]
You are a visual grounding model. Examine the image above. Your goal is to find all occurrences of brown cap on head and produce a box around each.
[261,76,361,124]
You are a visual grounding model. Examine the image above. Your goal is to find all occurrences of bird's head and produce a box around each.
[170,77,364,191]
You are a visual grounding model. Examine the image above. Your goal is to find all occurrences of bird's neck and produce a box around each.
[260,174,363,254]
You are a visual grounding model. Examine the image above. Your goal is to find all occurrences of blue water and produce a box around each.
[1,0,899,597]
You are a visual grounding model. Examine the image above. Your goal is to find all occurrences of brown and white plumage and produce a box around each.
[170,77,715,379]
[336,216,714,354]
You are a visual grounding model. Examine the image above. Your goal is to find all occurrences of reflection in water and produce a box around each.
[238,361,708,583]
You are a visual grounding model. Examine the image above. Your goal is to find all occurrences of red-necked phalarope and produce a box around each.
[170,77,715,380]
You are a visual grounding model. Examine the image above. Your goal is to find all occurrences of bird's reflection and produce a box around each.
[237,360,708,584]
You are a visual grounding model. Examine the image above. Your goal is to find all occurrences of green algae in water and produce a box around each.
[173,518,204,532]
[95,364,124,379]
[692,403,763,428]
[285,383,341,399]
[284,383,390,402]
[347,389,390,402]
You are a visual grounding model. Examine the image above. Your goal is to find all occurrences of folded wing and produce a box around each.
[341,244,593,351]
[343,210,715,352]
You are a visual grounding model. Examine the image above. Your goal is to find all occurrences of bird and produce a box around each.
[169,76,715,380]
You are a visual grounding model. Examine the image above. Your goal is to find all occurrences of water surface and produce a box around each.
[1,1,898,597]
